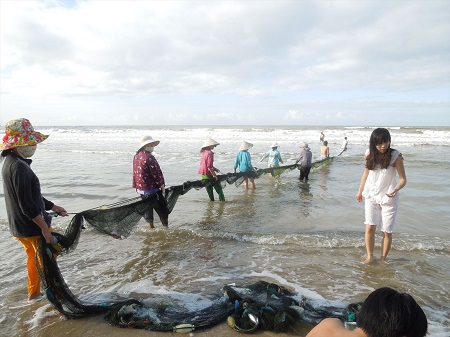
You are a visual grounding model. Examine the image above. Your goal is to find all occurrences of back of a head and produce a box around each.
[357,287,427,337]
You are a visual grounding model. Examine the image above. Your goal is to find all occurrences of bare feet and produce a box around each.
[149,223,155,229]
[363,255,375,265]
[380,256,389,264]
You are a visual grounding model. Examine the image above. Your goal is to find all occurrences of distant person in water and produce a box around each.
[355,128,406,264]
[198,138,225,202]
[296,142,312,182]
[320,141,330,160]
[234,141,256,190]
[306,287,427,337]
[319,131,325,143]
[341,136,348,151]
[259,142,283,168]
[1,118,68,301]
[132,135,169,228]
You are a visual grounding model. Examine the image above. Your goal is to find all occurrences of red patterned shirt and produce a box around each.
[132,150,165,191]
[198,149,215,176]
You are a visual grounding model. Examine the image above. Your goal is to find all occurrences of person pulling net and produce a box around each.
[34,160,346,331]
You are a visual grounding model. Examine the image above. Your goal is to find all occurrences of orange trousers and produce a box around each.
[15,235,42,296]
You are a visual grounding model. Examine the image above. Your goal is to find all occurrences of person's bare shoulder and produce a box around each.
[305,318,358,337]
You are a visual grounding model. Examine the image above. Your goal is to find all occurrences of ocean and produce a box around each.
[0,125,449,337]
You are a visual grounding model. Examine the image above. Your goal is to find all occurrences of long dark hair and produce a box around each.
[365,128,394,170]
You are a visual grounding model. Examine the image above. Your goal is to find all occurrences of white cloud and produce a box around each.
[285,110,304,121]
[1,0,449,126]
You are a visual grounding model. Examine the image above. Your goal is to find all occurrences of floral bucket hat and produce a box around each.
[0,118,49,151]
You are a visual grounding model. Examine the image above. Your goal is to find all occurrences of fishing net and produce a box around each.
[34,158,360,332]
[81,160,331,239]
[37,236,360,333]
[54,163,302,240]
[224,281,361,333]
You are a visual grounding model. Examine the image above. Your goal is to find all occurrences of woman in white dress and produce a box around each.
[355,128,406,264]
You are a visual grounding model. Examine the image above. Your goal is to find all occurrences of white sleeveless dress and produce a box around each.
[362,149,401,205]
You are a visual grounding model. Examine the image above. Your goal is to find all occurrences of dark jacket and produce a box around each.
[2,152,53,237]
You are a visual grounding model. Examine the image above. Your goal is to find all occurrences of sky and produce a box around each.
[0,0,449,127]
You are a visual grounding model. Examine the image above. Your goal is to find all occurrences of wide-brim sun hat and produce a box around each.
[239,141,253,151]
[271,142,279,148]
[139,135,160,149]
[202,138,220,149]
[0,118,49,151]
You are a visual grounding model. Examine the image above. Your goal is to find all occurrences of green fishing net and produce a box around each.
[35,159,360,333]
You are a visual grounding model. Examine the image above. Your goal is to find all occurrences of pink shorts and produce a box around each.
[364,196,399,233]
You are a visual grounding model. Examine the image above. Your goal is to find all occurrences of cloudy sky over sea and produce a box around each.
[1,0,449,126]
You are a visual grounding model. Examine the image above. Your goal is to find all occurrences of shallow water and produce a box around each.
[0,125,449,336]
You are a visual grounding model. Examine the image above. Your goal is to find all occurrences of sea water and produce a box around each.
[0,125,449,337]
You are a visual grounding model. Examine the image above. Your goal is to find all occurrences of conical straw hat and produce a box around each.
[202,138,220,149]
[139,135,160,149]
[239,141,253,151]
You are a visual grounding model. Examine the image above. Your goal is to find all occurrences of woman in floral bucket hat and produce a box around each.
[1,118,68,300]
